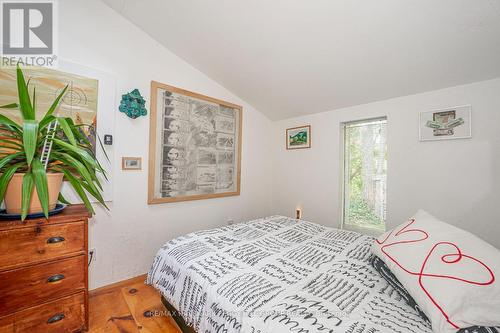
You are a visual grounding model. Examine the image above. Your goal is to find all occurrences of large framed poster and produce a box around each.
[148,81,242,204]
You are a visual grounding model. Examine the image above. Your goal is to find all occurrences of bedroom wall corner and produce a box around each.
[271,78,500,250]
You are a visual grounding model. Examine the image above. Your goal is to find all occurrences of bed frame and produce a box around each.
[160,296,197,333]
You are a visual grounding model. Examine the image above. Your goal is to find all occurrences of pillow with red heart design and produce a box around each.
[372,210,500,333]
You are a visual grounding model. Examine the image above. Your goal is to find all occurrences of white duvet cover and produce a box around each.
[147,216,432,333]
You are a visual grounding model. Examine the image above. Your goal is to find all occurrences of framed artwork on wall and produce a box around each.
[122,157,142,170]
[0,66,98,151]
[1,62,116,203]
[419,105,472,141]
[148,81,242,204]
[286,125,311,149]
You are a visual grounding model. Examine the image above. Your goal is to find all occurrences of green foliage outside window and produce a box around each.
[344,119,387,232]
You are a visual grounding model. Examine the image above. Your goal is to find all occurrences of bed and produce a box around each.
[147,215,434,333]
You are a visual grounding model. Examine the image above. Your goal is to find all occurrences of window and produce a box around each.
[342,118,387,235]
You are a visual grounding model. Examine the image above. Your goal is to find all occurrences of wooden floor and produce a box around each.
[88,275,181,333]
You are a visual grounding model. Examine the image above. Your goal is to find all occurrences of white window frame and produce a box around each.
[340,117,387,236]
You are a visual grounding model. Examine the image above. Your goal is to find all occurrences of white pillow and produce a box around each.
[372,210,500,333]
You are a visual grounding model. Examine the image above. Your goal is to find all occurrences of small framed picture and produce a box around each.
[286,125,311,149]
[122,157,142,170]
[419,105,472,141]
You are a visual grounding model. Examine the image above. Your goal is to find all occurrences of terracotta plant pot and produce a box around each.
[3,173,64,214]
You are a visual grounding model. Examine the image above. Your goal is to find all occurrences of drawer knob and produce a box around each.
[47,274,65,283]
[47,313,65,324]
[47,236,65,244]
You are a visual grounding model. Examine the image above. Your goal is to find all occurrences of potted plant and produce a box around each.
[0,65,107,220]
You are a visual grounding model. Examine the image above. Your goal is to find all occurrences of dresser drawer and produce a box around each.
[13,292,85,333]
[0,256,85,317]
[0,222,85,270]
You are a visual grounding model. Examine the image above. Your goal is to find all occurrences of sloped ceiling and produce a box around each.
[102,0,500,120]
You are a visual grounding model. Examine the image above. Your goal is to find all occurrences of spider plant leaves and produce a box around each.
[81,181,108,210]
[57,117,76,146]
[56,167,95,215]
[22,120,39,166]
[52,138,107,182]
[0,129,22,138]
[63,121,110,173]
[0,138,23,150]
[51,152,107,210]
[39,115,56,131]
[31,159,49,218]
[0,163,22,203]
[16,64,35,120]
[57,152,102,192]
[58,192,71,205]
[96,134,110,163]
[1,66,108,217]
[21,172,34,220]
[0,102,19,109]
[52,138,99,169]
[0,114,22,133]
[41,85,67,122]
[70,123,91,145]
[32,86,36,114]
[0,152,24,170]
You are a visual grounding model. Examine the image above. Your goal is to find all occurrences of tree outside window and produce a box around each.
[342,118,387,235]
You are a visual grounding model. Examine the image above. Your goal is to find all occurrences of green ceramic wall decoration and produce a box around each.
[119,89,147,119]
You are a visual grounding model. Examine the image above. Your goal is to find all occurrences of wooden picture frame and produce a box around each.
[122,157,142,170]
[148,81,242,204]
[286,125,311,149]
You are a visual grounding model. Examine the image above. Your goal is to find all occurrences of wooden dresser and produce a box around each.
[0,205,90,333]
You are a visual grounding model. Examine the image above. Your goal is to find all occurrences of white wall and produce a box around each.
[272,78,500,249]
[59,0,500,289]
[59,0,273,289]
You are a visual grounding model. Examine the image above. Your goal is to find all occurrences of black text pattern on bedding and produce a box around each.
[147,216,432,333]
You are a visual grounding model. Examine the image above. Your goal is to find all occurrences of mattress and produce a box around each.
[147,215,432,333]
